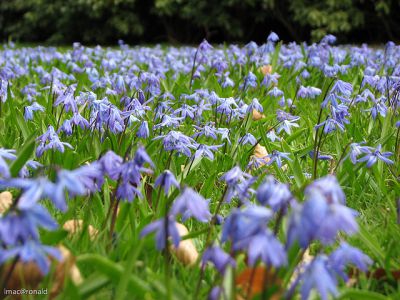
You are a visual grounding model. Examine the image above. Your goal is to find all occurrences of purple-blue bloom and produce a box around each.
[154,170,180,195]
[202,245,236,274]
[170,187,211,222]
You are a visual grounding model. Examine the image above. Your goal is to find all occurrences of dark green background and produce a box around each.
[1,0,399,45]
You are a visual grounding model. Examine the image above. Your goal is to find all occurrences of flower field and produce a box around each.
[0,34,399,299]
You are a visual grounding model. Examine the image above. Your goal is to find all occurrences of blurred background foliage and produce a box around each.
[0,0,399,44]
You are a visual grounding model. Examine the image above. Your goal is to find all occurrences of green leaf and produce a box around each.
[338,289,390,300]
[77,254,151,297]
[78,274,110,298]
[9,134,36,177]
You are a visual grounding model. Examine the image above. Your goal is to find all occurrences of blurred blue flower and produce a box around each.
[202,245,236,274]
[358,144,393,167]
[140,216,180,250]
[171,187,211,222]
[154,170,180,195]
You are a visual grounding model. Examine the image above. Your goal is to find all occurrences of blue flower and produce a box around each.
[266,150,291,168]
[330,80,353,97]
[99,150,123,180]
[315,117,345,134]
[154,170,180,195]
[238,133,257,146]
[267,32,279,43]
[193,124,218,140]
[140,216,180,250]
[53,164,103,210]
[170,187,211,222]
[0,148,16,178]
[154,131,197,157]
[329,242,372,281]
[134,146,154,168]
[256,176,292,211]
[309,151,333,161]
[202,246,235,274]
[246,98,263,113]
[0,240,61,275]
[194,144,223,161]
[24,102,44,120]
[358,144,393,167]
[306,175,346,204]
[236,228,287,267]
[0,203,58,245]
[299,255,338,300]
[277,119,300,134]
[221,206,272,246]
[297,86,321,99]
[347,142,373,164]
[36,126,73,157]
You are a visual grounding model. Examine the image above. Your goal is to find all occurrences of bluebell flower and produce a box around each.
[0,240,61,275]
[299,255,338,300]
[202,246,236,274]
[256,176,292,211]
[268,86,284,98]
[220,166,250,186]
[320,34,337,44]
[369,98,388,119]
[221,206,273,246]
[134,146,154,168]
[266,130,281,142]
[60,119,73,135]
[154,170,180,195]
[277,119,300,134]
[297,86,322,99]
[19,160,42,178]
[116,155,153,202]
[53,164,104,210]
[308,151,333,161]
[71,113,90,129]
[140,216,180,250]
[217,128,231,144]
[238,133,257,146]
[54,85,78,113]
[246,98,263,113]
[315,117,345,134]
[99,150,123,180]
[241,72,258,89]
[0,202,58,244]
[208,286,222,300]
[329,242,372,281]
[262,73,280,88]
[266,150,291,168]
[21,83,40,102]
[36,126,73,157]
[0,177,55,210]
[199,39,213,52]
[358,144,393,167]
[0,148,16,178]
[113,75,126,94]
[154,131,197,157]
[24,102,44,120]
[267,32,279,43]
[174,104,195,119]
[330,80,353,97]
[170,187,211,222]
[347,142,373,164]
[137,121,149,138]
[153,114,183,130]
[235,228,287,267]
[193,124,218,140]
[276,110,299,122]
[194,144,223,161]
